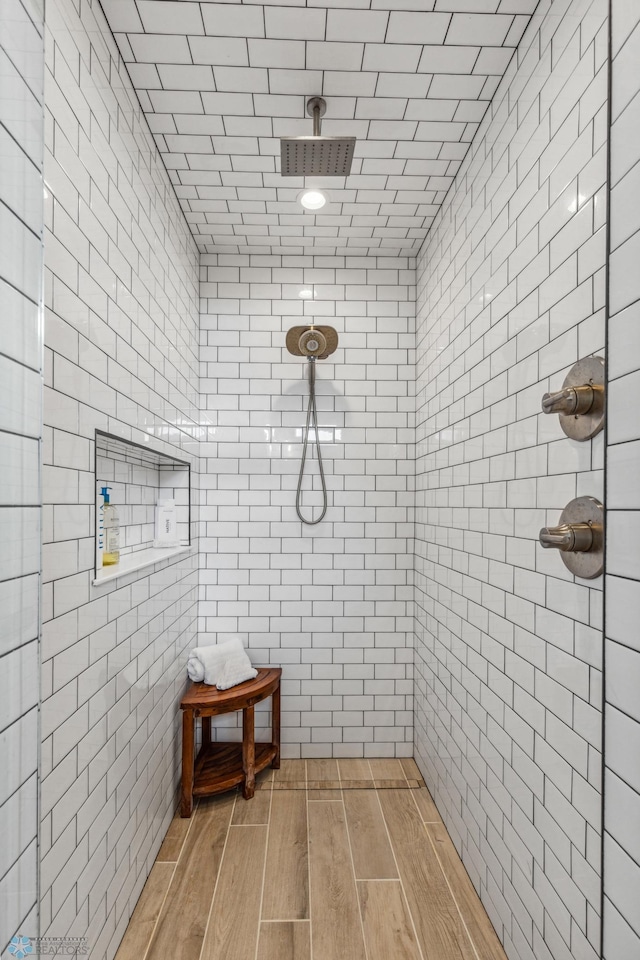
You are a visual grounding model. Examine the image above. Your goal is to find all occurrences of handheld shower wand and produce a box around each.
[296,358,327,526]
[286,325,338,525]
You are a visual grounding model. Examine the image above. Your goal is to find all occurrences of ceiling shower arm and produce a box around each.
[307,96,326,137]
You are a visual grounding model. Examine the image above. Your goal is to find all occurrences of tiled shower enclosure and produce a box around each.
[2,0,640,959]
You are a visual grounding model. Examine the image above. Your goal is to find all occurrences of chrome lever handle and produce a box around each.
[539,522,594,552]
[540,357,605,440]
[539,497,604,579]
[541,384,596,416]
[539,523,574,549]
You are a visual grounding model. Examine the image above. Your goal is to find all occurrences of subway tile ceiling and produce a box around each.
[102,0,538,256]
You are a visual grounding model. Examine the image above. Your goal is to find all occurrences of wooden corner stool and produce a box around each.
[180,666,281,817]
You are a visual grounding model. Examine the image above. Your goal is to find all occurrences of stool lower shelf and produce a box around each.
[193,741,278,798]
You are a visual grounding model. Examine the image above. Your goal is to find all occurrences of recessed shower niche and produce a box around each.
[93,430,191,585]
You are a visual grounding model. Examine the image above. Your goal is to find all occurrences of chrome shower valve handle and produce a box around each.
[541,383,600,417]
[540,356,605,440]
[539,496,604,579]
[539,521,594,552]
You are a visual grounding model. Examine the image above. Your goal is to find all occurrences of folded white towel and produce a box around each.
[215,651,258,690]
[187,638,257,690]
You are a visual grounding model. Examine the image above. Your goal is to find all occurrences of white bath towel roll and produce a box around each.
[215,649,258,690]
[187,638,257,689]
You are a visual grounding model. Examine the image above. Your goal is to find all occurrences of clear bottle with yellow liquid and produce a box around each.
[101,485,120,565]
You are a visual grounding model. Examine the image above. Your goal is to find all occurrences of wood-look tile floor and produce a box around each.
[116,759,508,960]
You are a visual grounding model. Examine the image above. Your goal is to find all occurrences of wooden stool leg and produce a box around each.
[202,715,211,746]
[272,682,281,769]
[181,709,195,817]
[242,705,255,799]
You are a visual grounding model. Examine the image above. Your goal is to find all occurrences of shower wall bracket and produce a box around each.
[286,325,338,360]
[541,356,605,440]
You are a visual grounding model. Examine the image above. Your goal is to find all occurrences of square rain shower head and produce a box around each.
[280,136,356,177]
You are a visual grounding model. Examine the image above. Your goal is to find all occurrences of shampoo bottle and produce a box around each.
[96,485,105,569]
[102,486,120,565]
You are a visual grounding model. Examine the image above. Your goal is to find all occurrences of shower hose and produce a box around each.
[296,358,328,525]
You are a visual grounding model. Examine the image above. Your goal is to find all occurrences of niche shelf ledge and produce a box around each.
[93,545,192,586]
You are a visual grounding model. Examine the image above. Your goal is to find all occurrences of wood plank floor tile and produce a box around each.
[357,880,422,960]
[255,765,274,788]
[262,790,309,920]
[114,862,174,960]
[338,759,372,780]
[344,791,398,879]
[308,785,340,799]
[156,813,192,862]
[308,801,367,960]
[307,758,338,780]
[118,761,510,960]
[427,823,508,960]
[307,780,342,803]
[146,793,235,960]
[256,922,311,960]
[272,758,306,781]
[400,758,422,780]
[200,825,268,960]
[369,759,405,780]
[412,785,442,823]
[232,785,271,825]
[307,765,339,798]
[379,790,477,960]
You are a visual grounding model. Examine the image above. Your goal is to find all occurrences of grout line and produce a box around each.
[341,785,371,960]
[140,800,199,960]
[373,787,427,960]
[196,794,237,960]
[423,828,483,960]
[139,862,178,960]
[352,877,403,882]
[305,758,313,960]
[253,776,273,960]
[400,758,411,788]
[260,918,311,923]
[405,775,443,826]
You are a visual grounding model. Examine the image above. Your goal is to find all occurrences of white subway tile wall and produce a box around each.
[20,0,640,958]
[98,0,540,258]
[0,0,43,951]
[41,0,200,958]
[199,253,415,757]
[604,3,640,957]
[414,3,607,960]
